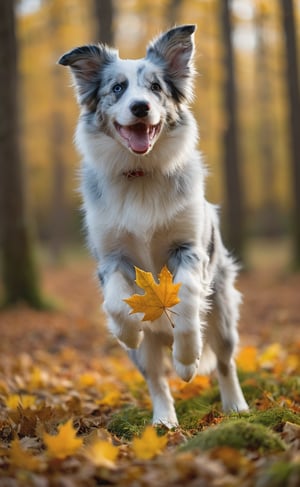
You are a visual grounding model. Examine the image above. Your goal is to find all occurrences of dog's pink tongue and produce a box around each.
[120,125,150,154]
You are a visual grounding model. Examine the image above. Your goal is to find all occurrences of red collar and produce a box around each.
[123,169,146,179]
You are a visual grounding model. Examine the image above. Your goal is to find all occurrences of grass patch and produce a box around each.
[179,419,286,453]
[107,406,151,440]
[237,372,300,415]
[176,385,222,429]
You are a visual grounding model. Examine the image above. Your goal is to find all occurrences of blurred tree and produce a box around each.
[0,0,42,307]
[255,3,278,236]
[49,0,67,260]
[93,0,114,44]
[220,0,244,260]
[166,0,183,25]
[279,0,300,268]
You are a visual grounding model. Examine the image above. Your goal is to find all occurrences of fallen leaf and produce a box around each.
[209,446,249,474]
[5,394,37,410]
[124,266,181,322]
[43,419,83,459]
[236,346,258,372]
[132,426,168,460]
[258,343,283,369]
[84,439,119,468]
[77,372,98,388]
[285,354,300,373]
[170,375,211,400]
[29,367,46,388]
[9,438,42,471]
[282,421,300,449]
[97,390,123,407]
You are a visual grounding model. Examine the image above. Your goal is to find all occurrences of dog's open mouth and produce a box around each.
[114,122,161,154]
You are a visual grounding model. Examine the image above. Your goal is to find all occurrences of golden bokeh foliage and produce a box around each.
[17,0,299,240]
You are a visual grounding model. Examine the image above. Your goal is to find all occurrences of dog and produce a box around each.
[58,25,248,428]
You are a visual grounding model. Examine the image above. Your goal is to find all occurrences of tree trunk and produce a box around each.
[93,0,114,44]
[220,0,244,260]
[49,2,67,261]
[279,0,300,268]
[255,7,278,236]
[0,0,42,307]
[166,0,183,26]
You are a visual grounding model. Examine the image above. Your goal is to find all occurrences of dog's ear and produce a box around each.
[146,25,196,102]
[58,45,117,108]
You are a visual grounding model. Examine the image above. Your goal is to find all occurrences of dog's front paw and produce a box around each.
[152,416,179,429]
[152,410,179,429]
[222,397,249,414]
[173,357,199,382]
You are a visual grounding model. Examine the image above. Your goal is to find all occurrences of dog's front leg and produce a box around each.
[169,245,210,382]
[99,261,144,349]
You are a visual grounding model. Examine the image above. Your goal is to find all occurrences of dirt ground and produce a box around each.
[0,244,299,486]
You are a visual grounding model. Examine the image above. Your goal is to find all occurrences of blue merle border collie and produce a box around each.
[58,25,248,427]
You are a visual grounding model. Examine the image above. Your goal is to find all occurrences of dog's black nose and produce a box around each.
[130,101,150,118]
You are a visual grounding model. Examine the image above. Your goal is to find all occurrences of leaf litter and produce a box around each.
[0,259,299,486]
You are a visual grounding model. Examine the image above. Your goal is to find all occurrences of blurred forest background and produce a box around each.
[0,0,300,306]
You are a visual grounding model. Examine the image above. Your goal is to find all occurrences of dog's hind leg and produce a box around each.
[207,256,249,413]
[128,327,178,429]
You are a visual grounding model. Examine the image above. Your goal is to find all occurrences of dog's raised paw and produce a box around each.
[117,328,144,349]
[173,358,199,382]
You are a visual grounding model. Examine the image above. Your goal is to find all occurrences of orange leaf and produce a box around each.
[43,419,83,459]
[170,375,211,400]
[236,346,258,372]
[132,426,168,460]
[124,266,181,321]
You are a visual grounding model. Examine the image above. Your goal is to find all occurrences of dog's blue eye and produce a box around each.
[113,84,123,94]
[151,82,161,93]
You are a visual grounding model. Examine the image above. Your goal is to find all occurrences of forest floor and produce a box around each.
[0,241,299,486]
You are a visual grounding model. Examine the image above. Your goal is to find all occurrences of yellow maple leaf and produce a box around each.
[124,266,181,322]
[43,419,83,459]
[10,438,42,471]
[5,394,37,410]
[84,439,119,468]
[77,372,97,388]
[97,390,122,407]
[258,343,283,368]
[29,367,46,388]
[132,426,168,460]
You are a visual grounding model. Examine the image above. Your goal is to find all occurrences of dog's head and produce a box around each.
[58,25,196,156]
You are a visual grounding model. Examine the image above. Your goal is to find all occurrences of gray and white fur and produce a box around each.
[58,25,248,427]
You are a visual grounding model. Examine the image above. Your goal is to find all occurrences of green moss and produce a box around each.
[240,374,300,406]
[107,406,151,440]
[248,407,300,429]
[175,386,222,429]
[180,419,286,453]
